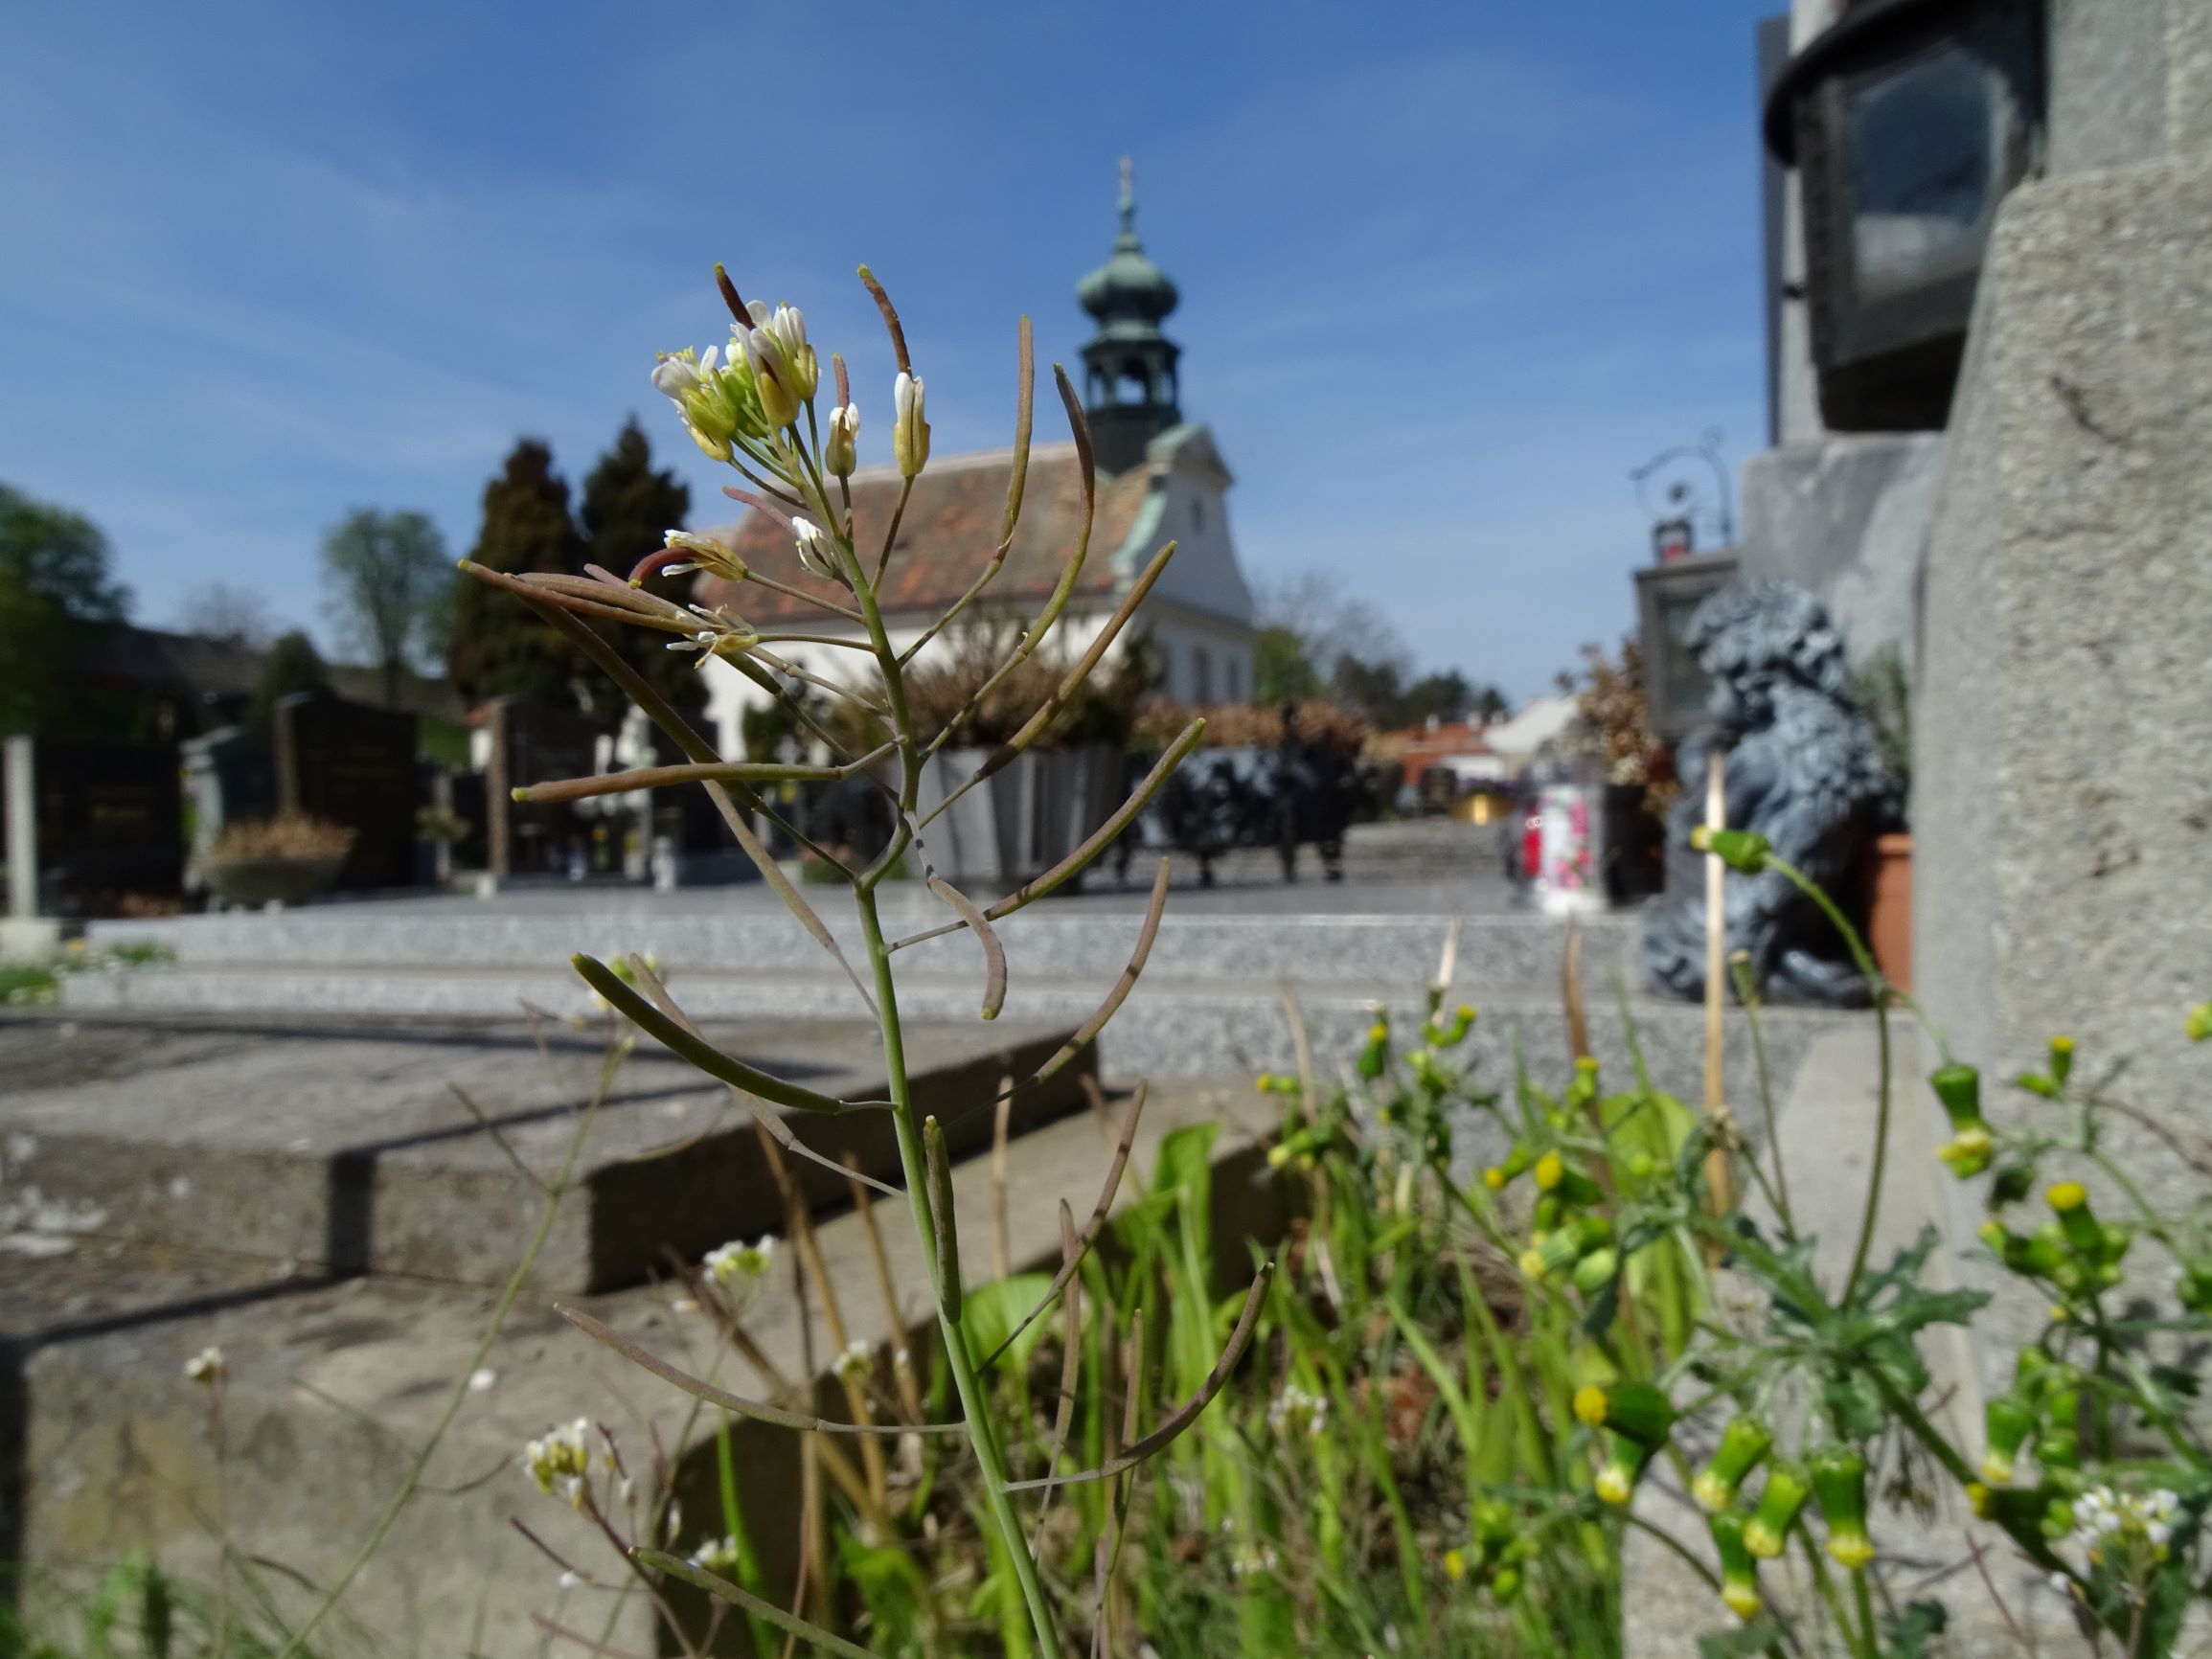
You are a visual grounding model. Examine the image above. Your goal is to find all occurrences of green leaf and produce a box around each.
[960,1273,1064,1370]
[1152,1121,1220,1200]
[1878,1600,1947,1658]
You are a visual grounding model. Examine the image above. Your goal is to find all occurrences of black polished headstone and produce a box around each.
[274,693,421,890]
[26,739,185,912]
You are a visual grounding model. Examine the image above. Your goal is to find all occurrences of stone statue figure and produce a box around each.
[1645,578,1895,1007]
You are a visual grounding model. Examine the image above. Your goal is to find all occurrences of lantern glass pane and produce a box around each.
[1846,43,1996,300]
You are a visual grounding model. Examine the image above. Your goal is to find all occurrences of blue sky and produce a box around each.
[2,1,1775,700]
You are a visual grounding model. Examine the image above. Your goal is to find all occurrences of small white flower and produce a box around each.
[468,1367,497,1393]
[523,1418,593,1503]
[735,302,813,425]
[1228,1541,1280,1578]
[184,1345,225,1384]
[833,1340,874,1384]
[1267,1382,1328,1441]
[893,372,929,478]
[665,1500,683,1543]
[704,1235,777,1285]
[790,516,837,581]
[662,620,759,669]
[691,1534,742,1575]
[825,401,859,477]
[558,1570,582,1593]
[651,346,716,401]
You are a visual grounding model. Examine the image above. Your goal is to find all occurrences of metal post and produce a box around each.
[5,737,34,920]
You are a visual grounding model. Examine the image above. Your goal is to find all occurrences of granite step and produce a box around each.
[0,1011,1091,1295]
[4,1079,1286,1658]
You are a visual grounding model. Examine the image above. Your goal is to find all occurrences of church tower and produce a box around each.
[1077,160,1183,476]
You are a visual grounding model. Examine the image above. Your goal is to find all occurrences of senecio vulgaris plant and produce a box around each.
[1520,824,2212,1659]
[462,260,1243,1658]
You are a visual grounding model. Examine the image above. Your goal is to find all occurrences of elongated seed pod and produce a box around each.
[924,1115,961,1323]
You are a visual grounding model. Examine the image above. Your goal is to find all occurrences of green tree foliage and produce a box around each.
[321,509,450,708]
[1252,625,1322,705]
[578,418,704,729]
[447,441,586,711]
[247,628,331,727]
[0,482,131,737]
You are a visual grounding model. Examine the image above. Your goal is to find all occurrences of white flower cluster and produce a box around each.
[691,1534,742,1576]
[833,1340,875,1384]
[523,1418,594,1507]
[1267,1382,1329,1442]
[704,1236,778,1286]
[1228,1541,1281,1579]
[183,1345,226,1385]
[2071,1486,2180,1560]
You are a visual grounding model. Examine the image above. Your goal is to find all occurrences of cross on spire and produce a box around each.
[1118,156,1134,231]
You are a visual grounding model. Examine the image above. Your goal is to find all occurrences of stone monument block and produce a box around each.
[1915,149,2212,1380]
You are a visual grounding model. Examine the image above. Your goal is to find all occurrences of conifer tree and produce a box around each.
[448,440,586,710]
[578,418,705,729]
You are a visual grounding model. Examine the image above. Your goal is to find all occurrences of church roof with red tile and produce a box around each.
[692,443,1159,625]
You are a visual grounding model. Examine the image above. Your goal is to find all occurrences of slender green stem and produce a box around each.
[1850,1562,1880,1659]
[1845,998,1894,1304]
[1619,1511,1723,1595]
[1728,956,1796,1242]
[1768,855,1890,1302]
[854,892,1062,1653]
[1795,1527,1870,1659]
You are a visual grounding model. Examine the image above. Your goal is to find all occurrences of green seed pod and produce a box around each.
[1707,1511,1762,1620]
[1482,1144,1534,1193]
[1590,1380,1676,1448]
[924,1115,961,1324]
[1928,1063,1985,1133]
[1596,1431,1658,1507]
[2041,1497,2076,1541]
[1692,1416,1773,1513]
[1744,1466,1810,1558]
[1981,1397,2036,1485]
[1691,827,1771,874]
[2046,1182,2103,1258]
[1572,1247,1621,1295]
[1989,1159,2037,1207]
[1810,1447,1874,1569]
[2048,1035,2075,1088]
[1357,1019,1389,1080]
[2034,1429,2079,1472]
[1518,1225,1585,1283]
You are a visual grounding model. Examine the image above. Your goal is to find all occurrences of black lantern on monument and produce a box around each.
[1766,0,2044,432]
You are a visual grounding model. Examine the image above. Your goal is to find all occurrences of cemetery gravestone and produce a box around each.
[12,739,184,914]
[180,725,276,875]
[273,693,420,890]
[484,696,598,879]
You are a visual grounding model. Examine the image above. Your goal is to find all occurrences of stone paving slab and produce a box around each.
[0,1012,1090,1294]
[50,962,1855,1134]
[7,1081,1283,1659]
[80,897,1641,992]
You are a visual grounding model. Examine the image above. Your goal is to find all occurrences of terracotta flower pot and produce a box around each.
[1864,832,1912,992]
